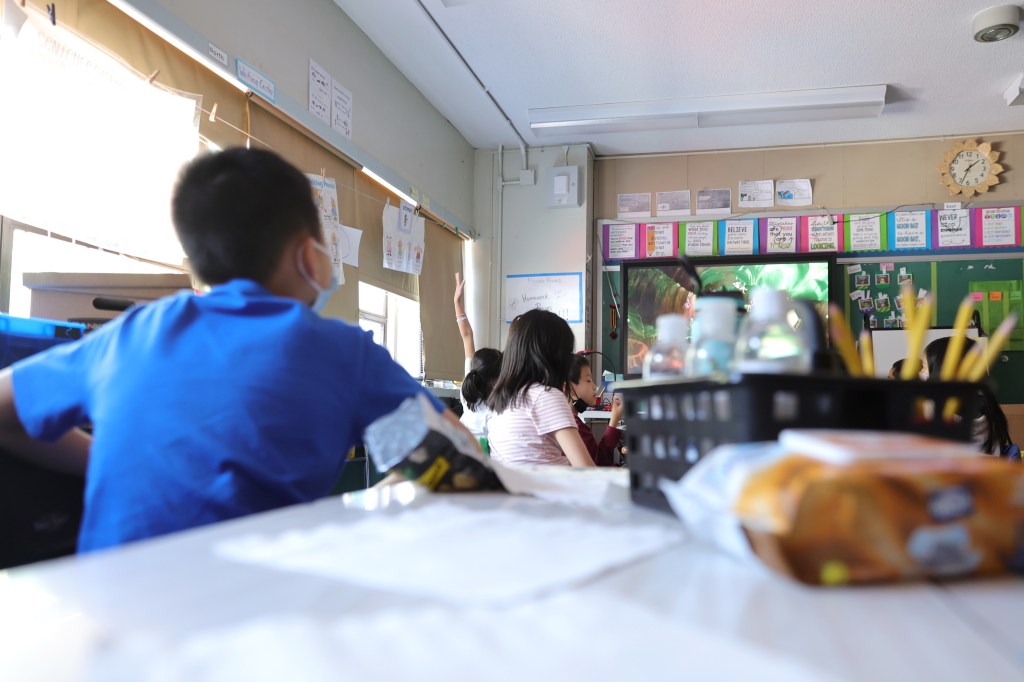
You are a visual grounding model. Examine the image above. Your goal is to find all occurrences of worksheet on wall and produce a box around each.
[737,180,774,209]
[655,190,690,217]
[308,59,331,125]
[696,188,731,215]
[617,193,651,219]
[332,80,353,140]
[505,272,583,323]
[776,179,812,207]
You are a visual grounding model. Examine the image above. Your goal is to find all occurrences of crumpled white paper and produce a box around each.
[214,501,682,606]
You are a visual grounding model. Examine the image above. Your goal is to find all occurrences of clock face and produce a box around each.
[949,150,992,187]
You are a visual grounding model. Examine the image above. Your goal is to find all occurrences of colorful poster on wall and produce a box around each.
[975,206,1020,247]
[935,209,972,248]
[680,220,716,257]
[801,214,842,252]
[761,216,797,253]
[845,213,886,252]
[603,223,639,260]
[720,219,757,255]
[641,222,677,258]
[889,211,930,250]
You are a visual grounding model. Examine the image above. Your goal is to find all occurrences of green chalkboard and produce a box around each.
[843,260,934,337]
[934,259,1024,403]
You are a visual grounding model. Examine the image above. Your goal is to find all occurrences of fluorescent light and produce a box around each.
[361,166,419,206]
[528,85,887,136]
[104,0,248,93]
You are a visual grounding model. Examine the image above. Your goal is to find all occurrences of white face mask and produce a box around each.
[296,240,338,313]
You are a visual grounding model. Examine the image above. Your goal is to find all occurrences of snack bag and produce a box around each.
[661,432,1024,585]
[364,394,504,492]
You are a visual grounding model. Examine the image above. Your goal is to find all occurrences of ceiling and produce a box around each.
[333,0,1024,156]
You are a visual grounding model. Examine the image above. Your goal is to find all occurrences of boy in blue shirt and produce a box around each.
[0,148,466,552]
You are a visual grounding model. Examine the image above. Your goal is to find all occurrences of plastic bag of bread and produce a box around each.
[364,394,504,492]
[661,430,1024,586]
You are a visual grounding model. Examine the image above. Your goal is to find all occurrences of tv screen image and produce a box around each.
[622,256,835,377]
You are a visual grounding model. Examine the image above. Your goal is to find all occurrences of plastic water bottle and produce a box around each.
[685,297,738,379]
[642,314,689,379]
[734,288,811,374]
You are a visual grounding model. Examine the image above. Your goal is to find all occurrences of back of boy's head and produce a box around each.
[488,309,575,413]
[172,147,320,285]
[568,353,590,384]
[462,347,503,410]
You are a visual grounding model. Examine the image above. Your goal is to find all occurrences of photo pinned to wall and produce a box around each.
[854,273,870,289]
[875,294,891,314]
[898,273,913,287]
[857,298,875,313]
[869,317,878,329]
[883,317,898,329]
[875,273,890,287]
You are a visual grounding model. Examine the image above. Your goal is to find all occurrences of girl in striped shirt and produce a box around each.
[486,309,594,467]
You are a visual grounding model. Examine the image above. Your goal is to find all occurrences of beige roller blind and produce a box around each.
[420,226,464,381]
[34,0,249,149]
[247,103,419,306]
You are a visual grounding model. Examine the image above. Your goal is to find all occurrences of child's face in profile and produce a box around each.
[571,366,598,405]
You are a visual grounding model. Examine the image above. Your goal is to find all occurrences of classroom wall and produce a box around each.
[117,0,476,229]
[595,131,1024,218]
[473,145,594,352]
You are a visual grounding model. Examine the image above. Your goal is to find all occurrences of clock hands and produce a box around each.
[957,158,982,184]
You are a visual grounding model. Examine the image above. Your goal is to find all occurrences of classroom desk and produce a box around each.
[0,487,1021,681]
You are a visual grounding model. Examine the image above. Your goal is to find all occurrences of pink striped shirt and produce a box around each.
[488,384,576,466]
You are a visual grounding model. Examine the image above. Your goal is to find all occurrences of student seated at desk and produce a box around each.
[0,148,469,553]
[568,354,623,467]
[486,310,594,468]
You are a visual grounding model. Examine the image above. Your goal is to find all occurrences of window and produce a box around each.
[5,222,182,317]
[358,282,423,379]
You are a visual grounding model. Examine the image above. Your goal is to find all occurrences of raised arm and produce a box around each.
[0,368,91,476]
[454,272,476,360]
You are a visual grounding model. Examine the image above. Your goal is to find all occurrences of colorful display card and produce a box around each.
[680,220,717,257]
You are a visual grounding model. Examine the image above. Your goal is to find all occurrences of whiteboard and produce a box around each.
[505,272,583,323]
[870,328,980,377]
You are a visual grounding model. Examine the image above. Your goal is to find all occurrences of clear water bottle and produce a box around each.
[734,288,811,374]
[642,314,689,379]
[685,297,738,379]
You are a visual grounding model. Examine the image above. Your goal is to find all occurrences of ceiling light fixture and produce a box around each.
[528,85,888,137]
[972,5,1021,42]
[361,166,419,207]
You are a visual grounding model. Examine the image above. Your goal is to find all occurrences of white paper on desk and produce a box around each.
[90,592,833,682]
[659,442,784,561]
[491,461,630,507]
[214,502,682,606]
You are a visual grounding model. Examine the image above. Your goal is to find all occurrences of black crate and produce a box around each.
[617,373,982,513]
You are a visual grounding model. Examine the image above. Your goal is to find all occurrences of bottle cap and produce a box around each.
[749,287,789,321]
[695,297,737,339]
[654,313,689,343]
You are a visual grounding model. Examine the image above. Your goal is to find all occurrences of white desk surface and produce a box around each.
[1,486,1022,681]
[580,409,613,421]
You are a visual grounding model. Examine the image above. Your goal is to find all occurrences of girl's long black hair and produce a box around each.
[487,309,576,414]
[925,336,1012,455]
[462,348,503,410]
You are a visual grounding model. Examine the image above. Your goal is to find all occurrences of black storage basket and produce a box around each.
[618,373,982,513]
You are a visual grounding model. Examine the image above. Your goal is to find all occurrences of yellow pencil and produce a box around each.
[900,284,916,331]
[900,295,932,380]
[967,314,1019,382]
[939,295,975,381]
[829,304,862,376]
[860,329,875,377]
[955,344,983,380]
[944,315,1018,421]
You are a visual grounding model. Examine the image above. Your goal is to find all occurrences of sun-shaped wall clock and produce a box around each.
[937,139,1003,199]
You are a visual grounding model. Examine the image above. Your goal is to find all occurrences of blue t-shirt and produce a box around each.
[12,280,443,552]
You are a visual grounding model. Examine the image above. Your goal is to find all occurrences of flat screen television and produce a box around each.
[621,254,839,377]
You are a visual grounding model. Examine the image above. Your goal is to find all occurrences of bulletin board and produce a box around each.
[842,260,934,337]
[842,257,1024,403]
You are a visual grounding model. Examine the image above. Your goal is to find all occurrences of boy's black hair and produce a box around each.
[172,147,320,285]
[568,353,590,385]
[487,309,575,414]
[925,336,1012,455]
[462,348,503,411]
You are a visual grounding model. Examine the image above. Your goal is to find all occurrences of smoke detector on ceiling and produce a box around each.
[973,4,1021,42]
